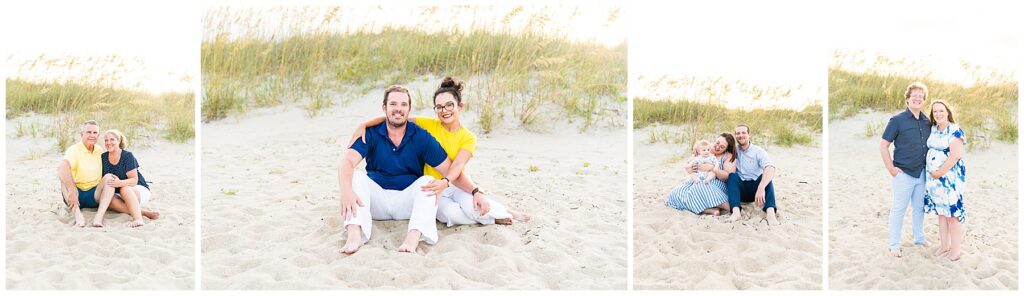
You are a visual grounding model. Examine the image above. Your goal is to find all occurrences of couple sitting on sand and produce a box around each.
[665,124,780,226]
[57,120,160,228]
[337,77,528,254]
[881,82,967,261]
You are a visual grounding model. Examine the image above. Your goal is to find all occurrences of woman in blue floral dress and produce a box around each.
[923,100,966,261]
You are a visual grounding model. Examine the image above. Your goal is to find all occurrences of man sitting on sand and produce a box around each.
[58,120,159,227]
[879,82,932,257]
[726,124,780,226]
[338,85,455,254]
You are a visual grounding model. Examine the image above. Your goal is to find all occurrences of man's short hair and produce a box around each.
[735,124,750,133]
[81,120,98,132]
[383,85,412,107]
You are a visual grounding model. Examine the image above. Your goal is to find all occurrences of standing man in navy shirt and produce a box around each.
[880,82,932,258]
[338,85,454,254]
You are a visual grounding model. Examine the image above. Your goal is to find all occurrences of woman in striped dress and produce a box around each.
[666,133,737,215]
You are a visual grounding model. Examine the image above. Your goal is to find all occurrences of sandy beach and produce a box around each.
[632,127,823,289]
[5,116,195,289]
[200,83,628,289]
[828,112,1018,289]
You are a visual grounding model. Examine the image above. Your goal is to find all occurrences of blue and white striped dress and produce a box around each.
[666,155,729,214]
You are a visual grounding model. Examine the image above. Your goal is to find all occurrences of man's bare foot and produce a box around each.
[128,219,145,228]
[890,248,902,258]
[766,208,780,226]
[91,218,104,228]
[728,209,742,222]
[916,241,931,247]
[398,230,421,253]
[143,210,160,220]
[72,207,86,227]
[933,247,949,257]
[340,225,364,255]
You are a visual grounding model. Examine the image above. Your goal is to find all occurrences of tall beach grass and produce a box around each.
[634,98,821,148]
[6,55,194,152]
[830,51,1018,148]
[633,74,822,148]
[201,6,626,132]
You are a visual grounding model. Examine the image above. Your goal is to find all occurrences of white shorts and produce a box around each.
[116,186,152,207]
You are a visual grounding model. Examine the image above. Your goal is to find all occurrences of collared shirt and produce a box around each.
[736,143,773,181]
[63,141,103,190]
[350,122,447,190]
[415,117,477,180]
[882,108,931,178]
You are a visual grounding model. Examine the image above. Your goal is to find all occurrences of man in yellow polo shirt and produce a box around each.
[58,120,104,227]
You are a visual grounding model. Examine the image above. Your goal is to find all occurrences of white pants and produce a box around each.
[343,172,440,245]
[436,186,512,227]
[116,185,152,207]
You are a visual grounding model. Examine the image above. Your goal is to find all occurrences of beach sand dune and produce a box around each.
[5,121,195,289]
[633,128,823,289]
[828,112,1018,289]
[201,91,627,289]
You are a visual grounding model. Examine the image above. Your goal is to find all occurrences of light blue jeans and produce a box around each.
[889,170,927,250]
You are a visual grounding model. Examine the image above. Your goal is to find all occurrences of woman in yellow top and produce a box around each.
[351,77,528,226]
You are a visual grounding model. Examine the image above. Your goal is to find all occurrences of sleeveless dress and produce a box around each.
[923,123,967,223]
[666,155,729,214]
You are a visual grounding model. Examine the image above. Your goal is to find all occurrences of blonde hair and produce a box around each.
[692,139,712,151]
[905,82,929,101]
[104,129,128,149]
[929,100,956,126]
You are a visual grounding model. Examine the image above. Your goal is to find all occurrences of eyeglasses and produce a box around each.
[433,101,456,113]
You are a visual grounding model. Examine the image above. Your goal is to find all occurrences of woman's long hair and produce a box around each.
[720,132,737,163]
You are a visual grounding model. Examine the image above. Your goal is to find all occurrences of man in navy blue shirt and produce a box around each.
[338,85,453,255]
[880,82,932,258]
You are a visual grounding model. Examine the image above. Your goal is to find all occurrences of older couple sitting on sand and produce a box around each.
[337,77,528,254]
[665,124,780,226]
[58,120,160,228]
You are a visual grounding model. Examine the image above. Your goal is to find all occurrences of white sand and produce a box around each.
[632,127,823,289]
[200,86,627,289]
[828,112,1018,289]
[5,117,195,289]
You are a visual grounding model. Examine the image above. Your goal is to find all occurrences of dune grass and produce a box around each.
[201,6,626,133]
[829,54,1018,148]
[634,98,821,148]
[6,57,194,152]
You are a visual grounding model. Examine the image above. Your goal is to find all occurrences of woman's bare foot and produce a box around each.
[128,219,145,228]
[933,247,949,257]
[947,249,961,261]
[397,230,421,253]
[511,210,530,223]
[142,210,160,220]
[339,225,364,254]
[702,208,721,216]
[495,210,530,225]
[72,207,86,227]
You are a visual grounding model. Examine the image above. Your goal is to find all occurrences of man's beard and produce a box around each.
[387,115,407,128]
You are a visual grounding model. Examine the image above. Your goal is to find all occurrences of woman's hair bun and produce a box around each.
[440,76,463,92]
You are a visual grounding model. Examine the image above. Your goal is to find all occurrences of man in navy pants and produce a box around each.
[727,124,779,226]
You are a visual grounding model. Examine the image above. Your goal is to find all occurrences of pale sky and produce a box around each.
[629,1,827,110]
[629,0,1019,110]
[2,0,197,94]
[203,4,625,47]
